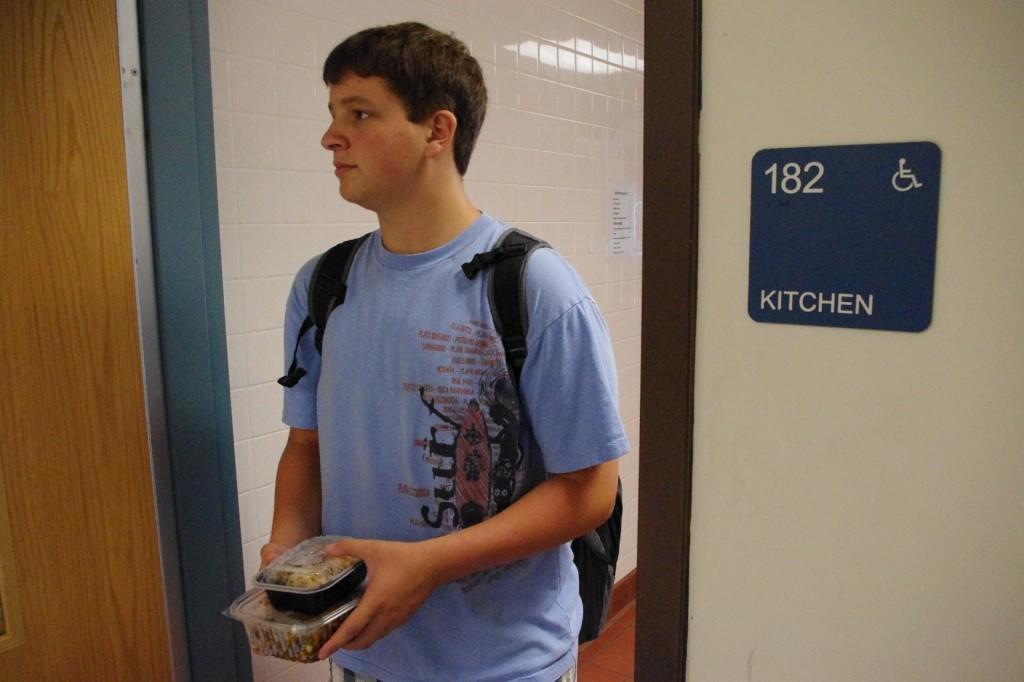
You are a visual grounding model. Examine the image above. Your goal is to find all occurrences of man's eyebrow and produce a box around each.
[334,95,374,107]
[328,95,373,115]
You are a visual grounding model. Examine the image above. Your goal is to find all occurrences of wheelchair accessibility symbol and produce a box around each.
[892,158,924,192]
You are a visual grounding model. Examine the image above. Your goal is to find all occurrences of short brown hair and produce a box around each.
[323,22,487,175]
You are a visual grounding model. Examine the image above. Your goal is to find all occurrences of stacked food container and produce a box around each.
[224,536,366,663]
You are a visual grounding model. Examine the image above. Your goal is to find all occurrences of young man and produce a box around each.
[263,22,628,682]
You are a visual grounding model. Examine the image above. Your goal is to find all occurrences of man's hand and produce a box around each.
[258,541,292,569]
[317,537,442,658]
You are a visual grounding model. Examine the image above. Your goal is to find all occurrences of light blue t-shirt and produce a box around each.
[281,213,629,682]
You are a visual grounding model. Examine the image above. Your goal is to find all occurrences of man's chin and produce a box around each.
[338,184,358,202]
[339,186,375,212]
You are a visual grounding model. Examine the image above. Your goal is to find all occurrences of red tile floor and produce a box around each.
[578,600,636,680]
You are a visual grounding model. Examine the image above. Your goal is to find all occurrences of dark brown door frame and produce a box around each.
[637,1,701,679]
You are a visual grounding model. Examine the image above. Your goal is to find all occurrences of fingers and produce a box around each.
[324,536,367,559]
[316,539,432,657]
[318,609,363,658]
[258,541,289,568]
[318,600,379,658]
[317,588,407,657]
[341,614,395,650]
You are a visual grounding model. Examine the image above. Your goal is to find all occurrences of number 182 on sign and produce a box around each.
[764,161,824,194]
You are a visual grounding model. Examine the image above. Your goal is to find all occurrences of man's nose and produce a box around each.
[321,123,349,150]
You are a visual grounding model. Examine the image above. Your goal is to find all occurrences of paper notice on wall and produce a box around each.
[610,188,637,255]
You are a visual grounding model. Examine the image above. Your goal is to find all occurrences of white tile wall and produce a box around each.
[210,1,642,678]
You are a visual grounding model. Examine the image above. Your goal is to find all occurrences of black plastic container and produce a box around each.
[253,535,366,614]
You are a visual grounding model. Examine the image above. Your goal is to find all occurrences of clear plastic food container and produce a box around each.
[253,535,366,614]
[225,588,360,663]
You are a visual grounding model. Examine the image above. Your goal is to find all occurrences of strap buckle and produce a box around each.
[503,334,528,369]
[460,243,529,279]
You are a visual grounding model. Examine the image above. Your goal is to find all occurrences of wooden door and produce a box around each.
[0,1,173,679]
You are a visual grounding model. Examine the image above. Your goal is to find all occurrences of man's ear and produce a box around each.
[424,110,458,160]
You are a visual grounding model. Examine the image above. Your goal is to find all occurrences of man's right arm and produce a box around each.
[259,427,322,567]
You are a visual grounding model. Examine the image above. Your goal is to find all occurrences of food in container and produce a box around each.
[254,535,366,613]
[225,588,360,663]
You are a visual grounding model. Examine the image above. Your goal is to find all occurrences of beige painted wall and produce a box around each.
[690,1,1023,680]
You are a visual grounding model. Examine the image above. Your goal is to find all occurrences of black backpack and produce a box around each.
[278,228,623,643]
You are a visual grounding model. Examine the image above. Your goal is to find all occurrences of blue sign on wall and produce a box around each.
[749,142,941,332]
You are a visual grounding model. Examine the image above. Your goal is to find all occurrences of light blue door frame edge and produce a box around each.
[116,0,190,679]
[135,0,252,679]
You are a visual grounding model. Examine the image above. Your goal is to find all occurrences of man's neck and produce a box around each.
[376,178,481,255]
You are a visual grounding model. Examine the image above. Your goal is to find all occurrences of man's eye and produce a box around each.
[354,110,369,120]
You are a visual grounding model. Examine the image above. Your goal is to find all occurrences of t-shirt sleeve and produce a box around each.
[281,257,321,430]
[516,251,630,474]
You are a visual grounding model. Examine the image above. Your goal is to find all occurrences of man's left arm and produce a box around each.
[318,458,619,657]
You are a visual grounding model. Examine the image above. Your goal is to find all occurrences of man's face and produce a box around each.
[321,73,431,211]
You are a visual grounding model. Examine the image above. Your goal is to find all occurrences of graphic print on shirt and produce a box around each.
[402,320,525,535]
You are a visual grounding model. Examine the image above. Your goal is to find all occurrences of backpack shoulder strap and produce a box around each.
[461,228,548,385]
[278,232,372,387]
[463,228,623,644]
[308,233,372,352]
